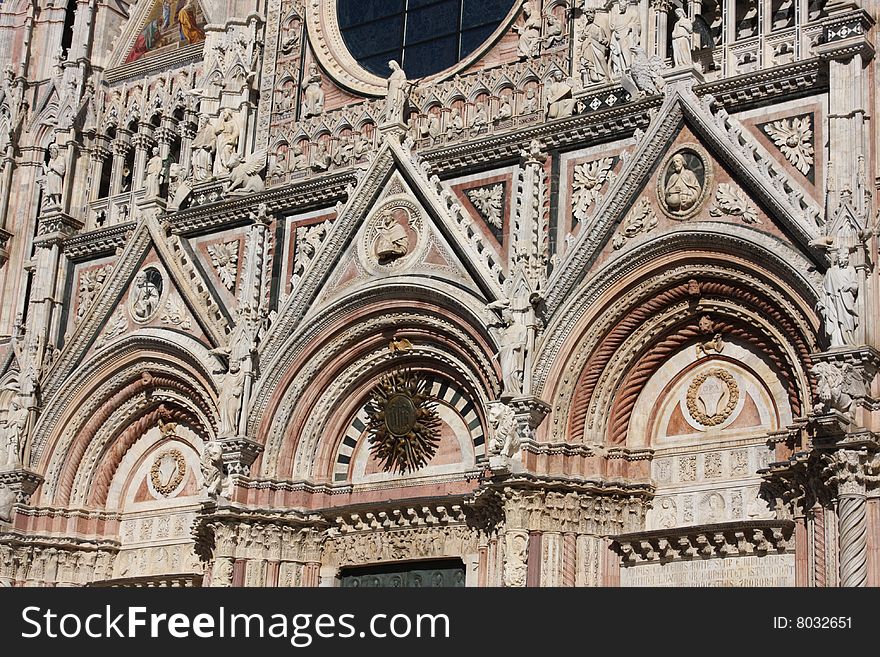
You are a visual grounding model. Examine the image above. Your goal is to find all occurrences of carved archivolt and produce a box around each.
[543,259,817,446]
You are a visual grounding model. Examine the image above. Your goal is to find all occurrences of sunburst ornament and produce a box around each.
[365,370,442,474]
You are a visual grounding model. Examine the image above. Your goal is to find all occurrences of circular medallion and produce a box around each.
[150,449,186,497]
[359,198,423,272]
[657,145,712,220]
[129,266,164,323]
[686,368,739,427]
[385,393,417,436]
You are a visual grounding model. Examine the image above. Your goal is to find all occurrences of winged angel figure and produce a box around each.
[224,149,267,196]
[763,116,814,176]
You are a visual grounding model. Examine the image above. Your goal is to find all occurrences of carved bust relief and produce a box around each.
[360,198,423,272]
[129,267,164,323]
[657,146,712,220]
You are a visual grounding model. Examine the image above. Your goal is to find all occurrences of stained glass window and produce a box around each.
[337,0,516,79]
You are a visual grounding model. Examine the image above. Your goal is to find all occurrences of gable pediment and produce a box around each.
[546,81,824,316]
[43,216,230,400]
[259,132,506,363]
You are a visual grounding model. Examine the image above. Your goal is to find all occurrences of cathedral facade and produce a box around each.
[0,0,878,588]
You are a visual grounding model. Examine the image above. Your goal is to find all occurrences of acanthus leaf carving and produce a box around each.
[709,183,761,224]
[762,115,814,176]
[207,240,240,292]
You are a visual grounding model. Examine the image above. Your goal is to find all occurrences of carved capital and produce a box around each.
[821,448,880,497]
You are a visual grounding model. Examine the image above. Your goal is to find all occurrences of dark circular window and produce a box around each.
[337,0,517,79]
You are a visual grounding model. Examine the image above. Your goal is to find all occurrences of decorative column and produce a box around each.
[132,125,155,190]
[0,144,15,266]
[89,140,112,200]
[109,132,131,195]
[823,448,880,587]
[218,204,271,475]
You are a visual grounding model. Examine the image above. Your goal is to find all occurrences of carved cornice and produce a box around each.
[192,500,328,562]
[168,170,356,235]
[611,519,796,564]
[63,221,134,260]
[423,97,658,174]
[695,59,823,111]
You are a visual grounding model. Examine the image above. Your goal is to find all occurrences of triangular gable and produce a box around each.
[259,132,506,362]
[42,216,231,401]
[111,0,210,68]
[314,171,497,308]
[545,81,823,315]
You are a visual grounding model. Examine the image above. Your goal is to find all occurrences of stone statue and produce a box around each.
[301,62,324,118]
[664,153,701,213]
[543,10,563,49]
[191,114,214,182]
[384,60,412,125]
[817,247,859,348]
[671,8,694,68]
[514,0,542,59]
[471,102,489,135]
[488,403,519,458]
[130,270,161,321]
[0,484,15,522]
[625,45,666,97]
[497,96,512,120]
[579,9,610,85]
[167,163,191,210]
[200,440,225,499]
[290,142,308,171]
[311,140,331,171]
[373,209,408,263]
[546,70,575,120]
[522,89,538,114]
[446,107,464,139]
[143,146,164,198]
[491,305,528,397]
[212,109,240,177]
[41,144,66,210]
[609,0,641,76]
[3,395,27,467]
[217,365,246,437]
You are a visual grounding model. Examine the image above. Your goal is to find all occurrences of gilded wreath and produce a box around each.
[365,370,442,474]
[150,449,187,496]
[686,368,739,427]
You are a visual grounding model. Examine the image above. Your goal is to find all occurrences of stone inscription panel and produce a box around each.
[620,554,795,587]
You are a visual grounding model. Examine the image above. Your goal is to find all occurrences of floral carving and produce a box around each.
[709,183,760,224]
[572,157,614,221]
[612,198,657,249]
[763,115,814,175]
[207,240,240,291]
[465,184,504,229]
[76,264,113,323]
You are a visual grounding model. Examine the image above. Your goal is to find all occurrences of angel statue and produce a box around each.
[811,361,868,416]
[224,149,267,196]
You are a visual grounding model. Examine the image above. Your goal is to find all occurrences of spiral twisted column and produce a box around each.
[837,493,867,587]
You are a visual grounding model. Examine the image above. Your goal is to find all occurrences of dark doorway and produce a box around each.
[340,558,465,587]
